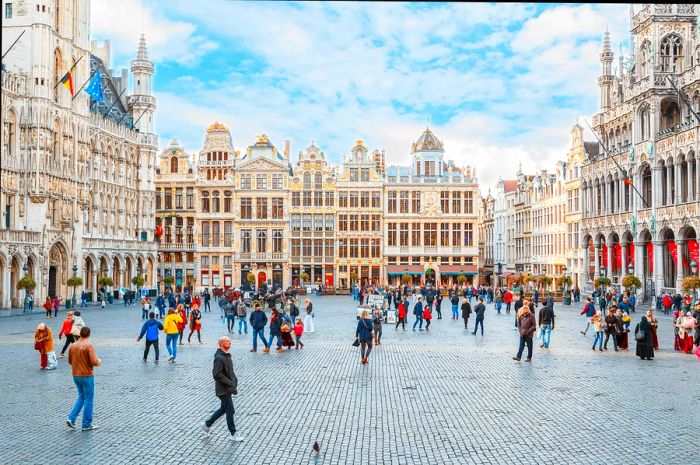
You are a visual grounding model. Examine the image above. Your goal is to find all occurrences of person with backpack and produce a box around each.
[225,301,236,333]
[580,296,596,335]
[661,293,673,315]
[412,297,424,332]
[236,300,248,335]
[71,311,85,342]
[137,312,164,363]
[288,298,300,329]
[450,292,460,319]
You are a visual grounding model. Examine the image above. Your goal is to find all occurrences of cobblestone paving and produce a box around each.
[0,296,697,465]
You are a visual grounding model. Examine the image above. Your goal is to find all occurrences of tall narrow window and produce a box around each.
[170,157,178,173]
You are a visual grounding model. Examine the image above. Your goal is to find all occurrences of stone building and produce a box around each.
[384,128,479,286]
[493,179,516,287]
[232,135,290,289]
[289,142,336,287]
[336,140,384,288]
[530,165,567,278]
[1,3,158,308]
[155,139,197,292]
[512,167,534,276]
[580,4,699,298]
[478,193,495,284]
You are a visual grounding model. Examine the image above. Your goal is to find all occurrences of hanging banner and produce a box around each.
[628,243,635,267]
[647,242,654,274]
[685,239,699,270]
[601,244,608,267]
[668,240,677,267]
[614,243,622,271]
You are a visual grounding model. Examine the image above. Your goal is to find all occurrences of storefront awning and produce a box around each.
[386,265,424,275]
[439,265,478,275]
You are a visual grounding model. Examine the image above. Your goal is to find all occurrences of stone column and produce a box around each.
[91,272,98,298]
[675,239,685,291]
[686,160,693,203]
[652,166,663,208]
[633,241,644,282]
[594,243,601,277]
[695,156,700,201]
[606,240,614,279]
[1,266,10,308]
[674,162,682,204]
[653,239,665,291]
[666,164,673,206]
[621,242,628,278]
[582,245,590,281]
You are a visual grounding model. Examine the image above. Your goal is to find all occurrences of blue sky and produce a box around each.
[92,1,631,189]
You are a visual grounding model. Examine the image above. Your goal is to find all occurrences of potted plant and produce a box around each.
[299,272,310,287]
[66,276,84,309]
[538,275,553,291]
[17,275,36,312]
[162,276,174,291]
[132,275,145,300]
[681,276,700,298]
[456,274,467,286]
[401,274,411,285]
[595,276,611,288]
[98,276,114,303]
[621,274,641,292]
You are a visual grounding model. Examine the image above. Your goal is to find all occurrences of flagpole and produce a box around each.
[102,88,126,117]
[53,55,83,89]
[584,119,648,208]
[1,30,25,61]
[72,68,98,101]
[131,103,152,130]
[664,74,700,124]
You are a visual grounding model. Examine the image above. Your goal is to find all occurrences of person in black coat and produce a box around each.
[201,336,243,441]
[635,316,654,360]
[461,298,472,329]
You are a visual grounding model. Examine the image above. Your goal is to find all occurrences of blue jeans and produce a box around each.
[496,302,502,313]
[516,336,533,359]
[252,328,267,350]
[238,317,248,333]
[412,316,423,330]
[68,376,94,429]
[268,333,282,348]
[80,298,87,308]
[472,315,484,335]
[451,304,458,319]
[592,331,603,349]
[540,324,552,348]
[166,333,179,359]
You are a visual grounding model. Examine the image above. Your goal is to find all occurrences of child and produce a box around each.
[423,304,432,331]
[293,317,304,349]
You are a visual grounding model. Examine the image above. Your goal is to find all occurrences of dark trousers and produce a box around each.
[205,301,211,312]
[472,316,484,335]
[60,334,76,355]
[188,329,201,343]
[144,339,159,361]
[395,317,405,330]
[516,336,533,359]
[425,319,431,330]
[226,316,235,332]
[435,305,441,319]
[205,394,236,435]
[604,332,618,350]
[505,303,511,314]
[463,316,469,329]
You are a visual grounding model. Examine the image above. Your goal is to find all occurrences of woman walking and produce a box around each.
[356,310,374,365]
[43,296,52,318]
[395,298,407,331]
[303,298,315,333]
[676,312,695,354]
[163,308,183,363]
[372,308,383,345]
[461,298,472,329]
[616,309,629,351]
[59,311,75,358]
[34,323,54,369]
[646,310,659,350]
[176,305,187,345]
[635,316,654,360]
[267,308,284,353]
[188,305,203,344]
[52,295,62,318]
[591,311,604,351]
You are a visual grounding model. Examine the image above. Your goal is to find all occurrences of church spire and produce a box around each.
[137,34,149,61]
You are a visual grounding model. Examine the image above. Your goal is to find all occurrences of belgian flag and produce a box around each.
[59,70,74,96]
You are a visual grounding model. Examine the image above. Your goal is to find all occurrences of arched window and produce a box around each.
[660,99,680,131]
[53,120,61,160]
[6,110,16,157]
[170,156,178,173]
[303,171,311,190]
[212,190,220,213]
[639,105,650,140]
[641,164,652,207]
[314,172,322,190]
[660,34,684,72]
[640,40,650,78]
[201,191,210,213]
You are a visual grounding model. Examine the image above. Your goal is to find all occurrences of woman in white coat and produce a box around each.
[303,298,315,333]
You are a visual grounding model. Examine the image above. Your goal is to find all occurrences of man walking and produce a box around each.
[580,296,596,335]
[137,312,164,363]
[450,292,460,320]
[503,289,513,314]
[80,290,88,308]
[603,308,619,351]
[538,302,555,349]
[412,297,424,331]
[66,327,101,431]
[513,307,536,362]
[249,304,269,352]
[471,298,486,335]
[201,336,244,442]
[203,288,211,313]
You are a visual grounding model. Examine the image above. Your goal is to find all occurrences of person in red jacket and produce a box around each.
[59,311,75,358]
[293,318,304,349]
[661,293,672,315]
[395,298,407,331]
[423,304,433,331]
[176,304,188,345]
[504,290,513,314]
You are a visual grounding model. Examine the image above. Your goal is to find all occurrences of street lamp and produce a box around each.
[71,264,78,304]
[22,264,29,312]
[628,261,634,275]
[691,260,698,274]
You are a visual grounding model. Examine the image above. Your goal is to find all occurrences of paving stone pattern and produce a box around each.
[0,296,697,465]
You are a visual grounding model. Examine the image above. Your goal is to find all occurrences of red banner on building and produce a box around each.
[647,242,653,274]
[601,244,608,267]
[668,240,677,267]
[628,243,635,267]
[614,243,622,271]
[685,239,699,270]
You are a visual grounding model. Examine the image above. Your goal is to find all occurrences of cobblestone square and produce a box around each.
[0,296,697,465]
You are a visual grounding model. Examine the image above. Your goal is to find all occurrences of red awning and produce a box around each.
[386,265,424,275]
[440,265,478,274]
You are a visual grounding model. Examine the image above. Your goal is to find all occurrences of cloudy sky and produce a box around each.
[92,1,631,191]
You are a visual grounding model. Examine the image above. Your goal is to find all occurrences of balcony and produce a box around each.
[159,242,195,251]
[657,120,695,140]
[234,252,287,261]
[0,229,41,245]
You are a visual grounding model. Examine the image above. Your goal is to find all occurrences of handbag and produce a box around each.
[34,340,44,351]
[352,338,360,347]
[634,327,645,342]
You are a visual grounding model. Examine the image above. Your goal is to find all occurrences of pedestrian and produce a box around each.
[538,301,555,349]
[676,311,695,354]
[661,293,672,315]
[293,317,305,349]
[303,298,314,333]
[236,300,248,335]
[395,297,407,331]
[435,291,443,319]
[356,310,374,365]
[693,302,700,348]
[635,316,654,360]
[51,295,63,317]
[267,308,284,353]
[201,336,244,442]
[591,311,604,351]
[43,296,52,318]
[372,308,384,344]
[288,298,300,328]
[423,302,432,331]
[450,292,460,319]
[504,290,513,314]
[71,311,85,342]
[461,298,472,329]
[472,298,486,335]
[176,305,187,345]
[188,304,203,344]
[533,289,539,306]
[513,295,524,328]
[203,289,211,313]
[34,323,54,369]
[156,293,165,319]
[513,306,536,362]
[616,309,629,351]
[137,312,164,363]
[249,304,270,353]
[225,301,236,333]
[580,297,596,335]
[66,326,101,431]
[412,297,424,331]
[163,308,183,363]
[80,290,87,308]
[645,310,659,350]
[603,308,619,351]
[279,310,296,350]
[58,311,75,358]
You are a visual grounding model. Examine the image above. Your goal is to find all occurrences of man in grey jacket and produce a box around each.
[201,336,244,442]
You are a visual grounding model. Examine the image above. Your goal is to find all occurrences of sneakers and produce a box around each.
[201,422,211,437]
[59,354,65,358]
[512,357,521,362]
[276,348,283,353]
[525,358,531,362]
[82,425,99,431]
[230,434,244,442]
[167,357,174,362]
[250,348,257,352]
[262,348,270,353]
[66,419,75,429]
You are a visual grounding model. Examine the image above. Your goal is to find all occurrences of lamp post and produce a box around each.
[71,264,78,304]
[22,263,29,312]
[136,264,142,299]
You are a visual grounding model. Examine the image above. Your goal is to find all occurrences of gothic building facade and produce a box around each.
[1,1,158,308]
